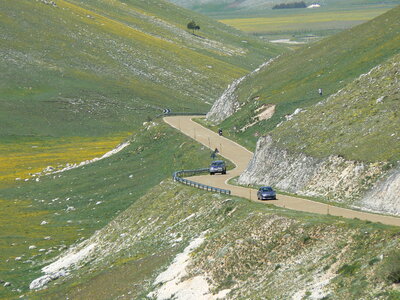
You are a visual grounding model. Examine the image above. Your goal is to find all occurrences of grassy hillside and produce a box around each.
[0,0,281,139]
[0,0,282,297]
[0,122,225,298]
[25,180,400,299]
[0,0,282,192]
[270,53,400,163]
[213,5,400,161]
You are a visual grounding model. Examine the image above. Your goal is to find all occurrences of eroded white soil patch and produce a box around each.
[30,243,97,290]
[148,231,230,300]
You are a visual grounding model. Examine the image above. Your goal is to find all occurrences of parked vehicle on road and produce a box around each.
[257,186,277,200]
[209,160,226,175]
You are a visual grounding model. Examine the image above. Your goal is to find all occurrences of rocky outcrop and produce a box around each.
[358,167,400,215]
[206,58,276,124]
[205,76,243,124]
[238,136,398,214]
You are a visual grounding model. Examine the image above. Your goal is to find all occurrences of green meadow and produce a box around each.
[0,122,223,297]
[1,0,399,298]
[215,5,400,163]
[0,0,282,296]
[27,180,400,299]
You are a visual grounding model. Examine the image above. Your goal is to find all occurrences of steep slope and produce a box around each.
[207,5,399,139]
[206,6,400,213]
[0,0,281,138]
[0,1,282,297]
[28,181,400,299]
[243,53,399,214]
[0,121,222,298]
[269,53,400,163]
[0,0,282,236]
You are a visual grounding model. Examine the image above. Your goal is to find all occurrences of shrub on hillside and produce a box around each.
[272,1,307,9]
[337,263,360,276]
[379,251,400,284]
[187,20,200,34]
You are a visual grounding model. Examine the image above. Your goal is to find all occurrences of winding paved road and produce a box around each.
[164,116,400,227]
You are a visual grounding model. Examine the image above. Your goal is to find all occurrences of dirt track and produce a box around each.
[164,115,400,227]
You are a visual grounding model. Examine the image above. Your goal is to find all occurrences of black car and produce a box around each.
[257,186,277,200]
[209,160,226,175]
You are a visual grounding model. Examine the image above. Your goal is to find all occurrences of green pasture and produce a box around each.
[215,6,400,163]
[0,134,131,188]
[26,180,400,299]
[270,53,400,163]
[0,0,282,139]
[0,1,282,297]
[0,122,226,298]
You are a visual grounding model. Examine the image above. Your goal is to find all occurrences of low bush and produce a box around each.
[337,263,360,276]
[380,251,400,284]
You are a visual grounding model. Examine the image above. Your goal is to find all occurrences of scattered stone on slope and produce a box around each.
[37,0,57,7]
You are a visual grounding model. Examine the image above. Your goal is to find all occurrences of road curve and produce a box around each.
[164,115,400,227]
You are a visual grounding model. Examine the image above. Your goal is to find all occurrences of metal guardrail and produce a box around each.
[155,111,206,119]
[173,168,231,195]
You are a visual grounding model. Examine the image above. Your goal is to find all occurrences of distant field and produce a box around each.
[220,7,393,38]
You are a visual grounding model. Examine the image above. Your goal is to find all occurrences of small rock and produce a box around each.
[40,221,48,225]
[15,257,22,261]
[66,206,75,212]
[29,275,51,290]
[4,282,11,287]
[29,245,36,250]
[44,236,51,240]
